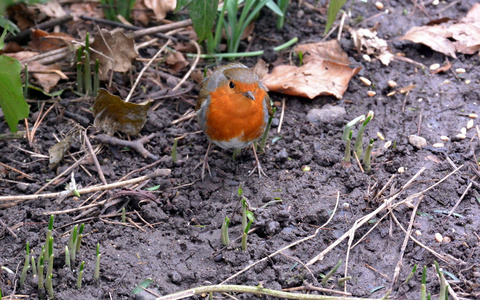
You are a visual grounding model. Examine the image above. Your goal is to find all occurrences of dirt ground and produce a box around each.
[1,0,480,299]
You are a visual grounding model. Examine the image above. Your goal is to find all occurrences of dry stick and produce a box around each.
[95,133,158,160]
[34,154,88,195]
[156,284,383,300]
[284,283,351,297]
[220,192,340,285]
[0,162,33,180]
[0,169,171,203]
[172,40,201,91]
[0,219,18,238]
[390,195,424,290]
[337,11,347,41]
[84,131,107,185]
[447,180,473,218]
[353,151,364,173]
[133,19,193,39]
[277,98,286,134]
[390,212,464,265]
[306,167,426,266]
[125,40,172,102]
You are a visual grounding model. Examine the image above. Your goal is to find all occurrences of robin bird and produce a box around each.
[196,63,273,180]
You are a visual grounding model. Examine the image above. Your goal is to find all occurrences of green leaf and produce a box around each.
[132,278,153,294]
[265,0,283,16]
[0,55,29,133]
[189,0,219,42]
[324,0,347,35]
[175,0,193,13]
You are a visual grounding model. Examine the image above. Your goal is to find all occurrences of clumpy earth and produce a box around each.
[1,0,480,299]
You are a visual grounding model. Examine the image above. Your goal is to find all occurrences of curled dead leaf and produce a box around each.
[263,60,361,99]
[90,29,138,81]
[350,28,394,65]
[93,89,152,135]
[253,59,268,80]
[165,51,189,73]
[49,135,74,170]
[295,40,350,65]
[143,0,176,20]
[28,61,64,93]
[400,4,480,57]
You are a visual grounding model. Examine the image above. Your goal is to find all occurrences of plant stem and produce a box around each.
[321,259,342,287]
[273,37,298,51]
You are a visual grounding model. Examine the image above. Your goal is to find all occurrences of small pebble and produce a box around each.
[440,136,449,141]
[375,1,384,9]
[469,113,478,118]
[359,76,372,86]
[461,127,467,135]
[377,132,385,140]
[398,167,405,173]
[429,63,440,70]
[415,230,422,236]
[432,143,444,148]
[388,80,397,88]
[455,68,466,74]
[387,91,396,97]
[409,135,427,149]
[465,79,471,84]
[367,91,376,97]
[456,133,466,139]
[435,233,443,243]
[342,203,350,209]
[363,54,371,62]
[432,0,439,5]
[467,119,474,129]
[443,236,452,243]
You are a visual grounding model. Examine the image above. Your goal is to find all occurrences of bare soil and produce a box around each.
[1,0,480,299]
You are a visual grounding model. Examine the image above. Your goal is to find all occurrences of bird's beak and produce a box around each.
[244,91,255,101]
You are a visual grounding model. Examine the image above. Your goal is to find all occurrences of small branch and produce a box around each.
[172,40,201,91]
[156,284,384,300]
[0,169,170,203]
[95,133,159,160]
[84,131,107,185]
[133,19,193,39]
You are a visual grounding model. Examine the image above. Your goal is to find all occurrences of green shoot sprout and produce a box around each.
[342,130,353,165]
[354,111,374,159]
[298,50,303,66]
[403,264,417,285]
[363,139,374,172]
[77,261,85,289]
[122,207,126,223]
[46,274,54,299]
[259,107,276,151]
[276,0,289,29]
[342,114,365,141]
[421,266,427,300]
[31,254,37,277]
[172,139,178,163]
[19,242,30,288]
[95,244,101,280]
[321,258,342,287]
[434,261,448,300]
[221,217,230,246]
[68,225,78,262]
[65,246,71,270]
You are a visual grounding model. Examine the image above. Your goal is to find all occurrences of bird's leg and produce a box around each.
[249,143,267,177]
[201,141,213,181]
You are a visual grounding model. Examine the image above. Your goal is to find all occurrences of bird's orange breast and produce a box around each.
[204,84,267,149]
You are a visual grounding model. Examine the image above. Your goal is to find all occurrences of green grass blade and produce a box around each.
[324,0,348,35]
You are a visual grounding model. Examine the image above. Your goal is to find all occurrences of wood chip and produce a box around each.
[387,91,396,96]
[469,113,478,118]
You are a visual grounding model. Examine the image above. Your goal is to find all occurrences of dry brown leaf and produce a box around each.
[30,29,72,52]
[165,51,189,73]
[295,40,350,65]
[263,40,360,99]
[350,28,394,65]
[5,51,39,61]
[143,0,176,20]
[263,60,361,99]
[93,89,152,136]
[90,29,138,81]
[28,61,63,93]
[35,1,66,18]
[70,2,104,20]
[253,59,268,80]
[400,4,480,58]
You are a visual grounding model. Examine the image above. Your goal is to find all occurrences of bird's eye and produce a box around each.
[229,81,235,89]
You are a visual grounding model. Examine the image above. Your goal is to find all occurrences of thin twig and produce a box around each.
[220,192,340,285]
[125,40,171,102]
[447,180,474,218]
[0,162,33,180]
[172,40,201,91]
[0,169,171,203]
[277,98,286,134]
[84,131,107,185]
[390,195,424,289]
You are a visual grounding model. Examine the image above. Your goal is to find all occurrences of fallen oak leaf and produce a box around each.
[27,61,65,93]
[93,89,152,136]
[263,60,361,99]
[90,29,138,81]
